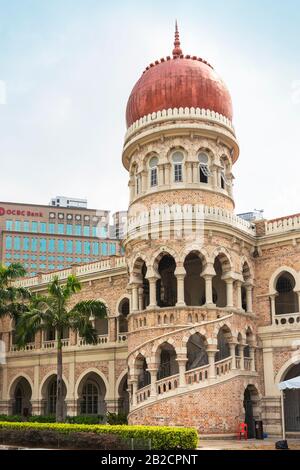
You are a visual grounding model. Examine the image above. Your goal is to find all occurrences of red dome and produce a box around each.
[126,56,233,128]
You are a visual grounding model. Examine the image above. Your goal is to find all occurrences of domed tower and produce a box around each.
[123,24,260,434]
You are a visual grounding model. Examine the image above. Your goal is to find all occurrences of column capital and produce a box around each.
[201,263,216,277]
[174,266,186,277]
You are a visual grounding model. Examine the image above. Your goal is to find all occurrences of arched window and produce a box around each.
[81,381,99,415]
[48,380,57,414]
[172,151,184,183]
[220,160,226,189]
[15,387,23,415]
[198,152,210,184]
[149,156,158,187]
[119,298,130,333]
[275,272,299,314]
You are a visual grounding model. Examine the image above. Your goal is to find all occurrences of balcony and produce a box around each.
[273,312,300,327]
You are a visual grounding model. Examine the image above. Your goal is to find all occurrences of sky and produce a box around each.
[0,0,299,219]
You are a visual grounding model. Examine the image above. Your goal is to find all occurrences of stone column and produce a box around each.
[138,286,144,311]
[164,163,171,185]
[203,275,214,305]
[148,368,158,398]
[236,281,242,310]
[158,164,164,186]
[128,178,135,202]
[129,377,138,407]
[245,285,253,313]
[131,284,139,312]
[225,279,234,308]
[270,294,277,323]
[186,163,193,184]
[207,347,217,379]
[177,357,188,388]
[249,346,256,372]
[192,162,198,183]
[175,266,186,307]
[147,276,159,309]
[212,165,218,188]
[238,344,245,371]
[141,170,147,194]
[229,342,238,370]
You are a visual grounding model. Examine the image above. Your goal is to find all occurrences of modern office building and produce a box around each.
[49,196,88,209]
[0,200,124,276]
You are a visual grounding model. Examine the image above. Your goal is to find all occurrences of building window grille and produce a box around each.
[149,156,158,187]
[5,236,12,250]
[172,152,184,182]
[80,382,99,415]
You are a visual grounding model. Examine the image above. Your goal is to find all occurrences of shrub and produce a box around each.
[0,421,198,449]
[0,428,128,449]
[28,415,56,423]
[106,412,128,425]
[66,415,104,425]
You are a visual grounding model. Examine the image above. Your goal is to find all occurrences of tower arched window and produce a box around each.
[135,167,141,196]
[149,156,158,187]
[198,152,210,184]
[172,151,184,182]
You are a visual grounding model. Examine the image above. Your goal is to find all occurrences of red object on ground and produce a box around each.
[237,422,248,440]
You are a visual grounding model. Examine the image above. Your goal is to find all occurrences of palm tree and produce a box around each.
[15,275,107,423]
[0,262,30,323]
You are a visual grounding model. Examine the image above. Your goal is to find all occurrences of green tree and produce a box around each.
[15,275,107,423]
[0,262,30,322]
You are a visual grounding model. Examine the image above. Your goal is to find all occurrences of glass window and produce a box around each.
[49,264,55,270]
[58,240,64,253]
[198,153,210,184]
[83,225,90,236]
[110,243,116,255]
[5,253,11,259]
[23,237,30,251]
[48,255,55,261]
[13,253,21,259]
[66,224,73,235]
[84,241,90,255]
[39,264,46,269]
[5,236,12,250]
[32,221,38,233]
[23,221,30,232]
[149,156,158,187]
[92,226,98,237]
[39,255,46,261]
[15,220,21,231]
[31,263,37,269]
[100,226,107,238]
[75,241,82,254]
[75,225,81,236]
[58,224,64,235]
[49,223,55,234]
[172,151,184,183]
[40,222,46,233]
[92,242,99,256]
[66,257,73,262]
[40,239,47,252]
[101,242,107,256]
[66,240,73,254]
[14,237,21,251]
[57,256,64,262]
[31,255,37,261]
[57,265,64,270]
[6,220,13,231]
[48,239,55,253]
[23,254,29,260]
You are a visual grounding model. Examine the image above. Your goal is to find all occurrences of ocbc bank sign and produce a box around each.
[0,207,43,217]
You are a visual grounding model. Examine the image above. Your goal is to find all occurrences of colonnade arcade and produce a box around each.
[129,249,254,314]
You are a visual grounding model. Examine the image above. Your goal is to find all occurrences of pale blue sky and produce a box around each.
[0,0,299,218]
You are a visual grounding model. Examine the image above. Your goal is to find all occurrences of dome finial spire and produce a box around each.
[172,20,182,58]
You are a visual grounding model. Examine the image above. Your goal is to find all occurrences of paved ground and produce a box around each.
[198,438,300,450]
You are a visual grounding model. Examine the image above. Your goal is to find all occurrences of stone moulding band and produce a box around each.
[265,214,300,235]
[124,107,234,141]
[125,204,256,239]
